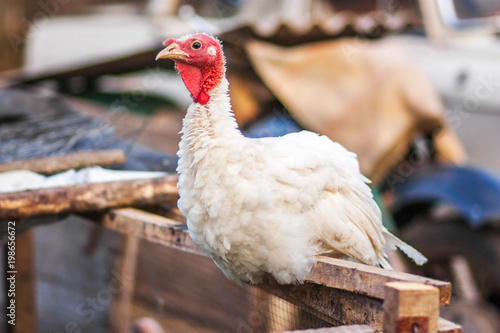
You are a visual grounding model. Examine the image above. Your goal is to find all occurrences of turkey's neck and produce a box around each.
[179,78,243,160]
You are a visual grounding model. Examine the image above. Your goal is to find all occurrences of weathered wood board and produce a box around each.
[0,176,178,219]
[0,149,126,174]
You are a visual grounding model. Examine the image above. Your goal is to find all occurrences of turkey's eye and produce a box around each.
[191,41,202,50]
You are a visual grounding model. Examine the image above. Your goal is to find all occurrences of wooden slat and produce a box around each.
[109,234,140,333]
[260,277,385,330]
[0,176,178,219]
[0,149,126,174]
[13,229,37,333]
[0,0,23,72]
[307,256,451,306]
[100,208,202,256]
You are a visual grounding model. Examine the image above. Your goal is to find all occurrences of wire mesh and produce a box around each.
[244,285,335,332]
[132,241,337,333]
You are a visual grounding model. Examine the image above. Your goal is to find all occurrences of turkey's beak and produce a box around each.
[156,42,188,61]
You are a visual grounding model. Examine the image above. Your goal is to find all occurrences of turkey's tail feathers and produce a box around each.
[387,233,428,266]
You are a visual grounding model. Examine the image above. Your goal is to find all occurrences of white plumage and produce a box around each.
[157,33,427,285]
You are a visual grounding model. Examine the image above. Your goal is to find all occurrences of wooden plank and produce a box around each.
[12,229,37,333]
[0,0,23,72]
[383,282,439,333]
[307,256,451,306]
[260,277,384,330]
[1,47,168,89]
[0,149,126,174]
[282,325,375,333]
[0,176,178,219]
[100,208,202,256]
[109,234,140,333]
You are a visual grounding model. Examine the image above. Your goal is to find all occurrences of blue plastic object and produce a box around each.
[244,114,302,138]
[393,165,500,227]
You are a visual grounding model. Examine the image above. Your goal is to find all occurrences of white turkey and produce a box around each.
[156,33,427,284]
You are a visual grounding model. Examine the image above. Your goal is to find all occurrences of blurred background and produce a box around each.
[1,0,500,332]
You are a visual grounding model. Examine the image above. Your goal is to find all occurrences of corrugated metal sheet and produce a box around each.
[170,0,422,44]
[228,0,420,37]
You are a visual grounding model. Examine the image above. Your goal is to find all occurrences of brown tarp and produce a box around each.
[246,38,466,183]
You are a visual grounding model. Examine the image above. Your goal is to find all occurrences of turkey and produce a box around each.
[156,33,427,285]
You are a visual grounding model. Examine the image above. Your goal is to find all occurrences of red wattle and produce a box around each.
[175,55,224,105]
[176,62,203,102]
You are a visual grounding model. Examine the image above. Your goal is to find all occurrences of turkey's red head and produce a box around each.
[156,33,225,105]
